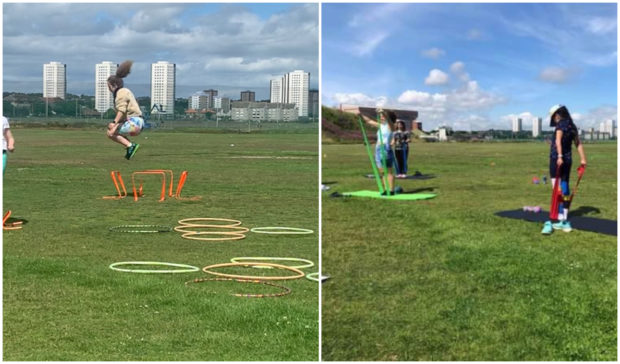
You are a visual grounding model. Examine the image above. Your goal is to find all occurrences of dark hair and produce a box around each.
[550,105,573,127]
[107,60,133,91]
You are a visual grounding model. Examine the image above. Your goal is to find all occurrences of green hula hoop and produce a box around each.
[109,261,200,274]
[250,226,314,235]
[109,225,172,233]
[231,257,315,270]
[306,272,330,282]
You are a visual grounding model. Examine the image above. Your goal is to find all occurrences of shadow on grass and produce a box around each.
[570,206,601,217]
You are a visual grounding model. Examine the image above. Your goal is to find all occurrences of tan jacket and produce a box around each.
[115,88,141,119]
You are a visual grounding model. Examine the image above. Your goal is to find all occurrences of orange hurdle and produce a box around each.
[142,169,174,197]
[131,171,166,202]
[103,171,128,200]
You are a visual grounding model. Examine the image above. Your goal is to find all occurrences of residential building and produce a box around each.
[231,101,298,122]
[214,97,231,113]
[270,78,283,103]
[532,117,542,138]
[203,89,218,108]
[241,90,255,102]
[43,62,66,99]
[283,70,309,117]
[309,89,319,119]
[512,117,522,132]
[95,61,118,112]
[151,61,176,116]
[189,91,209,110]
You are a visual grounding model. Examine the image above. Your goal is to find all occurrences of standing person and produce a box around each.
[2,116,15,174]
[541,104,586,235]
[106,60,143,160]
[392,120,411,178]
[361,108,396,195]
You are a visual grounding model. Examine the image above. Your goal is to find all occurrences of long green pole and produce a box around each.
[376,115,390,193]
[358,117,384,194]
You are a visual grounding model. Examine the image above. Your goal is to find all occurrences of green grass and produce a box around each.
[321,141,616,361]
[3,127,318,361]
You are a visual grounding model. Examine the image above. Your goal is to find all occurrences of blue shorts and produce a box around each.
[118,116,144,137]
[375,146,394,169]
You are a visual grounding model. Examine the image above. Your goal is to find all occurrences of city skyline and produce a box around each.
[3,3,318,100]
[322,3,617,130]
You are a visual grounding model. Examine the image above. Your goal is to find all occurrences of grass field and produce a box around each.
[321,141,616,361]
[3,126,319,360]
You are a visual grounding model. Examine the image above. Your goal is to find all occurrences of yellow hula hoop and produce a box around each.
[202,262,305,280]
[177,218,242,227]
[231,257,315,270]
[181,231,246,242]
[174,225,249,234]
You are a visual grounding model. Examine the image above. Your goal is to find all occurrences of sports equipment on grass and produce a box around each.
[365,173,436,180]
[495,209,616,236]
[109,261,200,273]
[175,217,248,241]
[550,164,585,220]
[250,227,314,234]
[358,117,384,194]
[341,190,437,201]
[185,277,291,298]
[305,272,331,282]
[202,262,305,281]
[231,257,314,269]
[109,225,172,233]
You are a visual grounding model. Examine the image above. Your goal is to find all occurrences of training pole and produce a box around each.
[358,117,384,194]
[175,171,188,198]
[376,114,390,192]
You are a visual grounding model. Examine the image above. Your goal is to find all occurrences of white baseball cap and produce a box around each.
[548,104,564,116]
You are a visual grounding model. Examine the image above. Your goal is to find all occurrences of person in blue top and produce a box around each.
[542,104,587,235]
[361,108,396,195]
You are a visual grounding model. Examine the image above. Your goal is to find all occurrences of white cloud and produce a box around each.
[421,47,446,59]
[585,17,616,35]
[450,61,470,82]
[332,93,387,107]
[424,69,450,86]
[572,105,618,129]
[467,28,484,40]
[204,57,301,73]
[538,67,574,83]
[350,32,389,57]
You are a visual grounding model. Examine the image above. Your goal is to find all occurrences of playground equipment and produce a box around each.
[103,170,200,201]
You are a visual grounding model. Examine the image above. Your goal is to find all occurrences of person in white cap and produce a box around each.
[541,104,587,235]
[361,108,396,195]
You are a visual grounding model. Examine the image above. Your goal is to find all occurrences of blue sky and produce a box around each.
[322,3,617,130]
[3,3,318,99]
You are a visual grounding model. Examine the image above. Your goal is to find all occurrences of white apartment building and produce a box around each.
[95,62,118,112]
[512,117,522,132]
[189,92,209,110]
[231,101,298,122]
[599,119,616,138]
[214,97,231,113]
[151,61,176,116]
[270,78,283,103]
[43,62,66,99]
[284,70,309,117]
[532,117,542,138]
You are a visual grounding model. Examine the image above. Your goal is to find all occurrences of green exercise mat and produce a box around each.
[342,190,437,200]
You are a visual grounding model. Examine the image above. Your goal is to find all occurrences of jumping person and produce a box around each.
[361,108,396,195]
[106,60,143,160]
[2,116,15,174]
[541,104,586,235]
[393,120,411,178]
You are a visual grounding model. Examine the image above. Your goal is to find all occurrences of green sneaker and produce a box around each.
[541,221,553,235]
[552,220,572,232]
[125,143,140,160]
